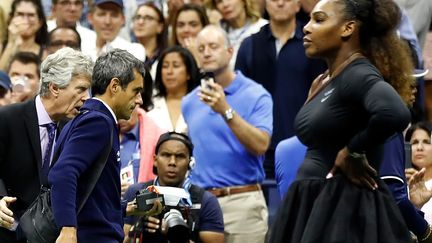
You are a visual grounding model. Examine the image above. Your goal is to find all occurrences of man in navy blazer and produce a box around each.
[235,0,326,176]
[49,49,145,243]
[0,47,93,243]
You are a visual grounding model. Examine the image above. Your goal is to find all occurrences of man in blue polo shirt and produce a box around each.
[235,0,326,174]
[182,25,273,243]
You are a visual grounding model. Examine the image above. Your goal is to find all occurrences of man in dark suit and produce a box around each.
[49,49,145,243]
[235,0,326,177]
[0,47,94,243]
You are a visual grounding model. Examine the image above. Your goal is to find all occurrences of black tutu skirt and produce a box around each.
[267,175,412,243]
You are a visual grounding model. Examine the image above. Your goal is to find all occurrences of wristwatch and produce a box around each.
[223,108,236,121]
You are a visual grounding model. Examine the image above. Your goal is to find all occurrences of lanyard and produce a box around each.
[127,142,140,166]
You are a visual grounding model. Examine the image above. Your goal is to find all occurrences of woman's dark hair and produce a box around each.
[140,66,154,111]
[405,122,432,143]
[134,2,168,53]
[171,4,209,46]
[338,0,415,104]
[154,46,200,97]
[7,0,48,47]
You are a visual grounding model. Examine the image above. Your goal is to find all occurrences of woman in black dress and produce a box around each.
[267,0,429,242]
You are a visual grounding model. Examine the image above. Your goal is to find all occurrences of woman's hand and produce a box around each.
[183,37,200,66]
[7,16,28,45]
[406,168,419,183]
[408,168,432,208]
[327,147,378,190]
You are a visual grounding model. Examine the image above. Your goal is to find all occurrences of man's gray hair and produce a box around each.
[39,47,94,97]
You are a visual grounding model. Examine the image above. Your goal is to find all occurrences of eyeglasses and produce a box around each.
[133,15,159,22]
[50,40,80,49]
[58,0,83,7]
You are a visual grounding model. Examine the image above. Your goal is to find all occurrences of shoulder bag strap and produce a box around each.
[76,125,114,214]
[41,111,88,186]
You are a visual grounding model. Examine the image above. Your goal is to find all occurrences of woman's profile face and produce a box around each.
[13,1,42,38]
[215,0,245,23]
[161,52,189,93]
[411,128,432,169]
[302,0,346,58]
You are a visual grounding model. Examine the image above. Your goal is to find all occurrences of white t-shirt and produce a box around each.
[46,19,97,51]
[81,36,146,62]
[147,96,187,133]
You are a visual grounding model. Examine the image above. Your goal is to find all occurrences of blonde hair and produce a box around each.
[208,0,261,23]
[0,7,5,45]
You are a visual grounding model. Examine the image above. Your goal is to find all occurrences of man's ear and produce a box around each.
[341,20,356,38]
[153,154,158,166]
[227,46,234,61]
[108,78,121,94]
[49,82,60,98]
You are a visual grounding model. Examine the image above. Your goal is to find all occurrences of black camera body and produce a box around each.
[135,189,191,243]
[136,190,165,211]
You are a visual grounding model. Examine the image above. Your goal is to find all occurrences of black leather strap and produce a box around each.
[76,126,113,213]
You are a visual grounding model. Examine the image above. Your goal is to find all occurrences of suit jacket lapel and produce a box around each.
[23,100,42,172]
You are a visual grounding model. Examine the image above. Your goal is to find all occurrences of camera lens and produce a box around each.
[164,209,189,243]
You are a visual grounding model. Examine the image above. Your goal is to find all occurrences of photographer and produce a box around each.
[123,132,224,243]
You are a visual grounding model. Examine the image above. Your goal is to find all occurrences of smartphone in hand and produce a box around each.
[200,72,215,92]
